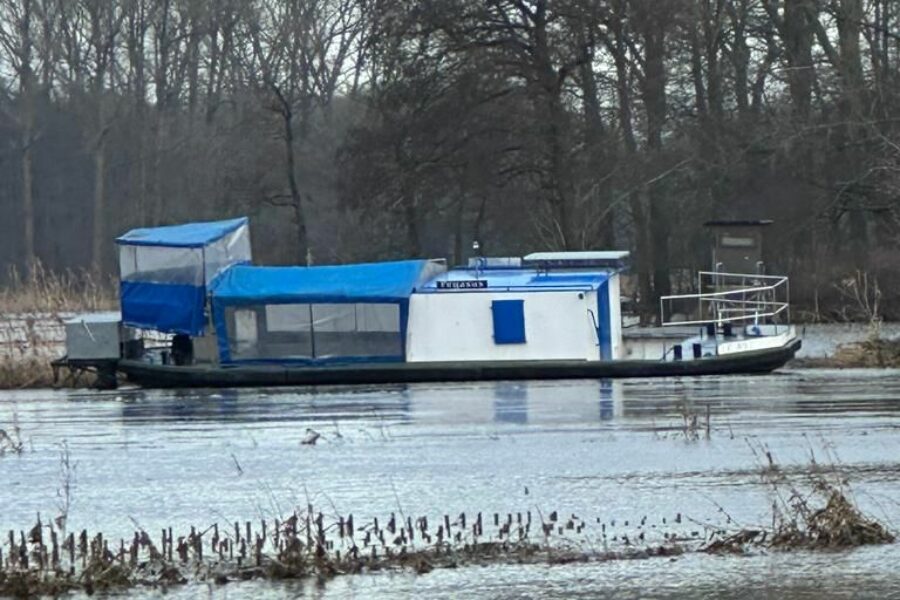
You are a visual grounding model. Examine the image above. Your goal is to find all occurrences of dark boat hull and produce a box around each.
[118,339,801,388]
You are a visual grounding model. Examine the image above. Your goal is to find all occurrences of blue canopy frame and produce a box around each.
[116,217,248,248]
[210,260,432,364]
[117,217,250,335]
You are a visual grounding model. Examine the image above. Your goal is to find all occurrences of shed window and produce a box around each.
[491,300,526,344]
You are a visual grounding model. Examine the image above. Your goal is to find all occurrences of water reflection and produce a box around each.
[493,382,528,425]
[599,379,614,421]
[104,378,634,430]
[116,385,415,426]
[68,370,900,434]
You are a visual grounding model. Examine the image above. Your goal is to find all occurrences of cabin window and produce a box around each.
[720,235,756,248]
[491,300,526,344]
[225,302,401,361]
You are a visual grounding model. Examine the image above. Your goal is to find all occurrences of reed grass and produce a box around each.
[0,261,116,389]
[0,261,117,314]
[0,357,58,389]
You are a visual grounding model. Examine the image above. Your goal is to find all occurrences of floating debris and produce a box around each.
[300,428,321,446]
[704,446,896,554]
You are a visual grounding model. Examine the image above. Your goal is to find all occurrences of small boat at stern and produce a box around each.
[53,218,800,389]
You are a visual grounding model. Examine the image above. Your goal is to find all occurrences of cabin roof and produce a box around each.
[419,268,610,292]
[522,251,629,270]
[522,251,630,261]
[116,217,248,248]
[703,219,773,227]
[211,260,437,305]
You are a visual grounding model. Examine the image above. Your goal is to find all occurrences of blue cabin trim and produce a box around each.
[597,282,612,360]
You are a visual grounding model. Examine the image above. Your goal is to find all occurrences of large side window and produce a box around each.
[225,302,401,361]
[491,299,526,344]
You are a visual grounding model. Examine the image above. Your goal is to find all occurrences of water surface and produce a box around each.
[1,369,899,597]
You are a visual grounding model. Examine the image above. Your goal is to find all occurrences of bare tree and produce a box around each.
[0,0,39,270]
[243,0,364,263]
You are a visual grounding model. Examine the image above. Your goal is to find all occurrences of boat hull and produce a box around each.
[118,339,801,388]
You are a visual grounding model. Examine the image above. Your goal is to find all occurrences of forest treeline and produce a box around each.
[0,0,899,319]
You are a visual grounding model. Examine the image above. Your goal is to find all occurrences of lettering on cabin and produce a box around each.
[436,280,488,289]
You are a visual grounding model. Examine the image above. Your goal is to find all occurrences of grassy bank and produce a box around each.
[793,334,900,368]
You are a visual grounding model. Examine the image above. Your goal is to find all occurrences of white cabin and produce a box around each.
[406,252,628,363]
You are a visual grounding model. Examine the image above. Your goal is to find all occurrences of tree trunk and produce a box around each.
[640,7,672,301]
[281,108,309,264]
[532,0,574,249]
[781,0,815,119]
[20,0,36,271]
[91,128,107,273]
[578,36,614,247]
[609,0,651,316]
[400,175,421,257]
[22,104,35,271]
[689,29,707,117]
[835,0,864,119]
[703,0,724,119]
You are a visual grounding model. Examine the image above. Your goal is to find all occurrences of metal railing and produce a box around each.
[660,271,790,327]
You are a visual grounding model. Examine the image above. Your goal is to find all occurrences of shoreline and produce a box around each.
[0,362,897,392]
[2,343,899,392]
[0,318,897,390]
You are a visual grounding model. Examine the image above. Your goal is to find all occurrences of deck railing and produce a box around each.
[659,271,790,327]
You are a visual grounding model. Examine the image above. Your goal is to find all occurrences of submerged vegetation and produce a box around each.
[0,506,686,597]
[0,406,25,457]
[0,441,894,597]
[705,444,895,553]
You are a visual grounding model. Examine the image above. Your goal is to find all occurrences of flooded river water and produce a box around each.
[1,368,899,597]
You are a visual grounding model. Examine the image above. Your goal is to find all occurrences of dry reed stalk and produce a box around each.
[0,357,57,389]
[0,260,117,315]
[704,444,895,553]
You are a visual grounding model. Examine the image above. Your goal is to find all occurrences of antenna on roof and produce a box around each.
[472,240,484,276]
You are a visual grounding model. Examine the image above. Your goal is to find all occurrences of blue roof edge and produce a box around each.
[115,216,249,248]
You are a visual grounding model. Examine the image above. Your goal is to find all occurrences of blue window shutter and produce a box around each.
[491,300,526,344]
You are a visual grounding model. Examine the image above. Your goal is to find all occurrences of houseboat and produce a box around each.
[55,217,801,389]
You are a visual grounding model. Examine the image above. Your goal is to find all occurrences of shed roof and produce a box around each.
[116,217,248,248]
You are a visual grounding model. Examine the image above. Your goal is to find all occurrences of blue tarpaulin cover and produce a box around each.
[210,260,430,304]
[116,217,248,248]
[210,260,431,362]
[116,217,249,335]
[120,281,207,335]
